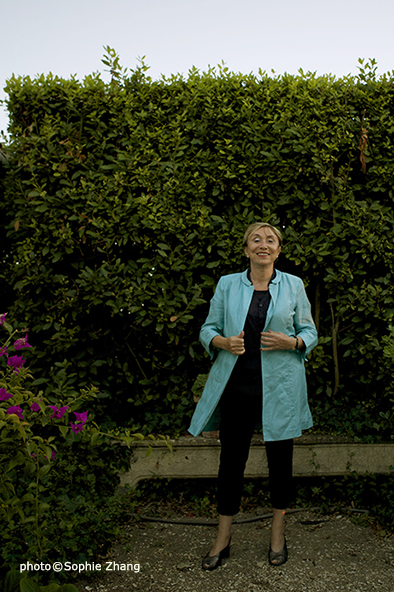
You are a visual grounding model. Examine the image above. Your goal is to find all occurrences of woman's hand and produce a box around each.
[212,331,245,355]
[260,329,304,351]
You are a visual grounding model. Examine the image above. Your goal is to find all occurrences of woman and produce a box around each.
[188,222,318,570]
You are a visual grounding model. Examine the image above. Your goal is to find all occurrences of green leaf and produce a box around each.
[32,378,48,385]
[20,578,42,592]
[90,431,100,445]
[40,584,60,592]
[20,493,35,503]
[3,570,23,592]
[38,464,52,480]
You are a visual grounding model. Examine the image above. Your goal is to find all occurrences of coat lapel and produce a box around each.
[238,269,254,332]
[264,270,281,330]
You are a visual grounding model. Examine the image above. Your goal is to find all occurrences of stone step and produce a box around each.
[119,434,394,487]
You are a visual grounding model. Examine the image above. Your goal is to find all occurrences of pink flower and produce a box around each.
[14,334,32,350]
[70,410,88,434]
[49,405,69,419]
[0,313,7,325]
[73,410,89,424]
[46,450,56,460]
[0,388,13,402]
[7,355,25,373]
[0,346,7,357]
[70,422,85,434]
[7,405,24,420]
[30,402,40,412]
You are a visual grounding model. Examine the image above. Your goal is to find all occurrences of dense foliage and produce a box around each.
[1,51,394,439]
[0,314,138,582]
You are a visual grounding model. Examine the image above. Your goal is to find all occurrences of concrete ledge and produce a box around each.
[119,435,394,488]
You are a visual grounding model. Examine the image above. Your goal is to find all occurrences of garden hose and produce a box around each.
[138,506,369,526]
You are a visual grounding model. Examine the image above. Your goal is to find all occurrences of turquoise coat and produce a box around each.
[188,269,318,441]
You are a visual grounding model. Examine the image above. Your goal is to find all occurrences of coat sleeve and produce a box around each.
[199,277,225,360]
[294,280,319,359]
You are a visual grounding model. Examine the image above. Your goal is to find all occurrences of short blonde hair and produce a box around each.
[242,222,283,247]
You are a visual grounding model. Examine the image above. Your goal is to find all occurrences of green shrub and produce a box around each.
[1,51,394,438]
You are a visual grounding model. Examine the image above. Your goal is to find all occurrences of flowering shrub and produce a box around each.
[0,313,149,584]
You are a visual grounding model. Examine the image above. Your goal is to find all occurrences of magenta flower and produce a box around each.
[70,422,85,434]
[0,346,7,357]
[7,355,25,373]
[0,388,13,401]
[70,410,88,434]
[7,405,24,420]
[0,313,7,325]
[49,405,69,419]
[73,410,89,424]
[30,402,41,412]
[14,334,32,350]
[46,450,56,460]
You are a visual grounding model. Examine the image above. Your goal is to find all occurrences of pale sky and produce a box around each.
[1,0,393,137]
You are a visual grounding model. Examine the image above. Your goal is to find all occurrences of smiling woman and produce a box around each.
[189,221,318,570]
[243,223,282,290]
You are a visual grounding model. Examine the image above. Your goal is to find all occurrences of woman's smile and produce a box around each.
[244,227,281,266]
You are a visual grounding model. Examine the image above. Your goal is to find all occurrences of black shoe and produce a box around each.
[268,535,288,566]
[202,537,231,571]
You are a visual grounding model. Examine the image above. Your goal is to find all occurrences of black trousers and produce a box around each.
[217,384,294,516]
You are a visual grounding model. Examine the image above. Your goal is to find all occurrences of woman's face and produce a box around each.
[244,226,281,268]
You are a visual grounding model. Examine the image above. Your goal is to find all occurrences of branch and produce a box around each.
[329,302,340,396]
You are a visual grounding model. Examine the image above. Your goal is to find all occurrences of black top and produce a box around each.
[228,269,275,396]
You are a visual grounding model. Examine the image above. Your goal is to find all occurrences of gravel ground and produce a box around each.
[76,509,394,592]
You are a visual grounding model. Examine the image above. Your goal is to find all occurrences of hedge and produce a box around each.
[1,51,394,439]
